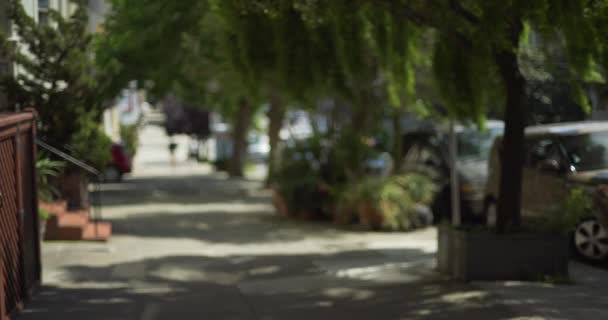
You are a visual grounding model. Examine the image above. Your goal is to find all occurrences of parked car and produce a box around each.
[401,120,505,223]
[484,121,608,261]
[103,142,132,182]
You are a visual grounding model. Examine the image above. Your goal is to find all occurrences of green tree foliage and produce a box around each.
[96,0,207,98]
[101,0,608,231]
[0,0,111,169]
[256,0,608,232]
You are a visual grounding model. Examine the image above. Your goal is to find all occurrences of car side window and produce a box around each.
[403,143,442,167]
[419,145,443,168]
[525,137,561,168]
[403,144,421,166]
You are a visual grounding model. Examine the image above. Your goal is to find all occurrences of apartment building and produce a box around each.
[0,0,72,110]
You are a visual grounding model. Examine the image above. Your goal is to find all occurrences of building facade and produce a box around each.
[0,0,72,111]
[87,0,110,33]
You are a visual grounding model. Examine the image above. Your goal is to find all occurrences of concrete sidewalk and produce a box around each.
[16,124,608,319]
[477,261,608,319]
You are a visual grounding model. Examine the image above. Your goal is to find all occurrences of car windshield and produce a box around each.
[457,127,503,161]
[561,131,608,171]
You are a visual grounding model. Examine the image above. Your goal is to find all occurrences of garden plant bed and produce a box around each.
[438,225,569,281]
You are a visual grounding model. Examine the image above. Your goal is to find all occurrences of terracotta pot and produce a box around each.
[271,189,290,217]
[358,202,384,229]
[333,206,355,225]
[297,211,315,221]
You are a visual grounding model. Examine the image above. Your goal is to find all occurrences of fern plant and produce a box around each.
[338,173,435,231]
[36,155,65,202]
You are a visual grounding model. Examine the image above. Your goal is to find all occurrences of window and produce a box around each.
[524,137,558,168]
[38,0,50,9]
[562,132,608,171]
[38,0,50,26]
[403,144,443,169]
[457,127,503,161]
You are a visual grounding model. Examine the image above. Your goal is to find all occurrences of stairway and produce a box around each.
[41,201,112,241]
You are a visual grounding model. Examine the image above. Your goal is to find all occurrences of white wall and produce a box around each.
[87,0,110,32]
[0,2,10,35]
[21,0,37,19]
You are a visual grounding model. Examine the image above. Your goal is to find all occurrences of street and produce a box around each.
[15,123,608,320]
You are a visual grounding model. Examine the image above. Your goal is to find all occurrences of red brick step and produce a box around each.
[44,209,112,242]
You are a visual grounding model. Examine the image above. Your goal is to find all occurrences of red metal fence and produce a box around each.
[0,112,41,320]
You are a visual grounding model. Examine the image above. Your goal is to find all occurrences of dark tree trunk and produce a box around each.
[265,95,286,187]
[58,169,90,210]
[495,41,526,232]
[228,98,254,178]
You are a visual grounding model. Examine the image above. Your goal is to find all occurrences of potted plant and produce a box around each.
[36,155,64,237]
[339,174,435,231]
[271,139,326,219]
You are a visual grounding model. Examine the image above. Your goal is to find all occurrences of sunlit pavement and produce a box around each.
[18,121,596,319]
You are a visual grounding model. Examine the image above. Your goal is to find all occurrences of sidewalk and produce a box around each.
[478,261,608,319]
[16,124,608,319]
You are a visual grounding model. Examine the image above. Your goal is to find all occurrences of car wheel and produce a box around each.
[103,166,122,183]
[485,201,497,228]
[574,218,608,261]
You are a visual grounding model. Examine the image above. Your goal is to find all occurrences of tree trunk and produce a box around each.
[495,47,526,232]
[58,169,90,210]
[391,108,403,173]
[228,98,254,178]
[265,95,286,187]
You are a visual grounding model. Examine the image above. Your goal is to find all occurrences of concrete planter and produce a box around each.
[437,224,453,275]
[438,226,569,281]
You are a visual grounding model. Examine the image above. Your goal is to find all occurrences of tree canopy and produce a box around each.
[99,0,608,230]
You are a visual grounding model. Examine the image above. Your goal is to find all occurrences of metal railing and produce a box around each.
[35,139,104,238]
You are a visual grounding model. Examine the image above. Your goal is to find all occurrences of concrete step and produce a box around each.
[44,209,112,241]
[45,221,112,241]
[82,222,112,241]
[39,200,68,215]
[47,210,89,228]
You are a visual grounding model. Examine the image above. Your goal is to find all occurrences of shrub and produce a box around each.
[69,113,112,170]
[38,208,51,220]
[121,124,139,157]
[541,187,592,235]
[273,138,329,218]
[337,173,435,231]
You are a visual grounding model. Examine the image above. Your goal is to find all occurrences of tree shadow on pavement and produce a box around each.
[96,169,351,244]
[94,173,269,207]
[17,248,519,320]
[107,208,347,244]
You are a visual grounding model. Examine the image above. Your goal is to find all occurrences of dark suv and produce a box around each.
[401,121,504,223]
[485,121,608,261]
